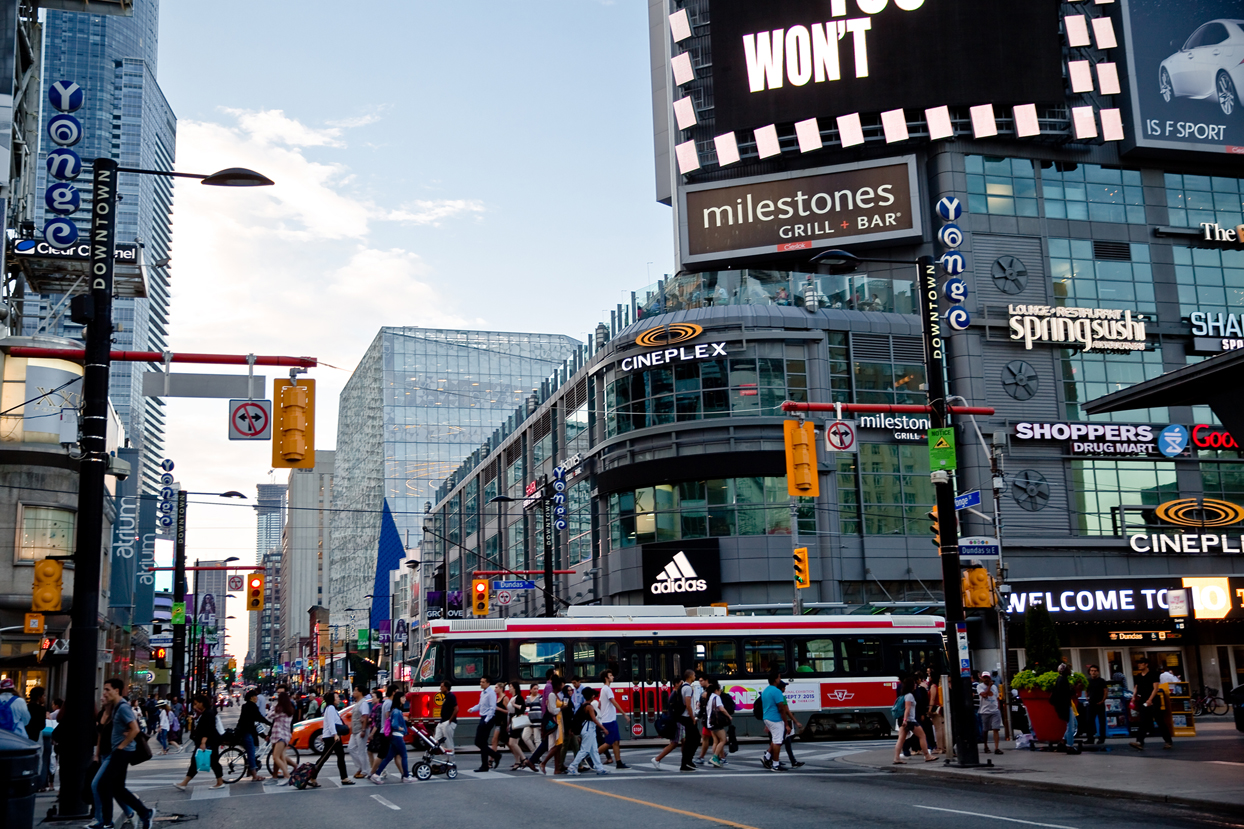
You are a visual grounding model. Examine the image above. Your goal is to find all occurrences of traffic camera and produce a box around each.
[471,579,490,616]
[783,420,820,497]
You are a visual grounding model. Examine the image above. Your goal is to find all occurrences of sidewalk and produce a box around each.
[840,720,1244,812]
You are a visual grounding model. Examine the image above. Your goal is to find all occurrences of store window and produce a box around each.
[452,643,500,681]
[1174,246,1244,314]
[1043,163,1145,224]
[1165,173,1244,229]
[16,505,75,562]
[608,477,813,549]
[966,155,1038,217]
[1070,460,1178,535]
[1049,239,1155,316]
[642,268,917,316]
[744,640,787,675]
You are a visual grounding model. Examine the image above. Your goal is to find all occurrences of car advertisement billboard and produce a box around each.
[1118,0,1244,155]
[679,156,922,267]
[708,0,1063,134]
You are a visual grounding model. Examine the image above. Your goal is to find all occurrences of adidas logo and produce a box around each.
[650,551,708,595]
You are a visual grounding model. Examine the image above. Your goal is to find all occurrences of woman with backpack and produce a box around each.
[892,676,936,764]
[651,674,687,769]
[705,683,732,768]
[369,687,413,783]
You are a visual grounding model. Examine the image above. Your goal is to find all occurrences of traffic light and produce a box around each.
[792,547,811,589]
[31,558,63,612]
[246,573,265,611]
[961,567,996,607]
[471,579,490,616]
[927,507,958,549]
[272,378,316,469]
[783,420,820,497]
[154,647,167,669]
[37,636,55,664]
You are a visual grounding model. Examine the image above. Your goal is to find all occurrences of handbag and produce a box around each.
[195,748,212,772]
[335,723,349,737]
[130,732,152,766]
[509,714,532,730]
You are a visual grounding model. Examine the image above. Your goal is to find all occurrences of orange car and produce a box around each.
[288,702,418,754]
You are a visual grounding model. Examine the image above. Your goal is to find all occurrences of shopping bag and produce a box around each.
[195,748,212,772]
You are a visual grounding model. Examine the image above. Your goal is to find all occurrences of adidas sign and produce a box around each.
[650,551,708,595]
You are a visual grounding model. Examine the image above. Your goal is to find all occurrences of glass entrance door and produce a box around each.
[623,642,690,739]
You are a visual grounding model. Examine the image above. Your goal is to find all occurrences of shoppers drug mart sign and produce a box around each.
[1008,305,1148,352]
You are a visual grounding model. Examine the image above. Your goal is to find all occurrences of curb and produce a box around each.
[837,754,1243,816]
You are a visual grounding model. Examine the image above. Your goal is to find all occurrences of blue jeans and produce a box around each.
[38,733,53,788]
[569,722,604,772]
[92,752,147,825]
[375,733,408,777]
[1064,709,1078,747]
[157,729,169,752]
[242,733,258,772]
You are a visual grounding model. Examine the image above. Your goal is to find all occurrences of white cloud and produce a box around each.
[385,199,486,226]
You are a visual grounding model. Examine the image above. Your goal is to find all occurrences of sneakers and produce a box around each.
[401,775,417,783]
[369,773,384,784]
[1129,742,1144,751]
[596,768,611,775]
[84,822,113,829]
[566,769,580,776]
[651,756,662,770]
[615,762,629,770]
[679,765,697,772]
[761,755,772,769]
[692,757,706,766]
[707,756,723,768]
[770,762,787,772]
[790,761,805,768]
[141,809,156,829]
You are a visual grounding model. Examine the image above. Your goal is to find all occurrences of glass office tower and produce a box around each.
[330,328,580,625]
[29,2,175,492]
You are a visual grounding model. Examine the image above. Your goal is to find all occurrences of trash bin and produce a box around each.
[0,727,39,829]
[1230,685,1244,734]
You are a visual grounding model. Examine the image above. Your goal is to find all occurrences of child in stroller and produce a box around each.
[408,723,458,780]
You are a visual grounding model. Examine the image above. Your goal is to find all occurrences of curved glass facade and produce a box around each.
[636,269,916,318]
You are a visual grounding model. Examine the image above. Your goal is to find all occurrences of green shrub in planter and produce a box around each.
[1011,669,1089,692]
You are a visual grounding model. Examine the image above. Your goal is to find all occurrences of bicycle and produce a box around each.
[218,729,302,784]
[1192,686,1229,717]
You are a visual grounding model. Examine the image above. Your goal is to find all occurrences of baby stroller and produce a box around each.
[409,724,458,781]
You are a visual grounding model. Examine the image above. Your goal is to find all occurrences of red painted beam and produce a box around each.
[8,347,316,367]
[781,401,995,416]
[472,570,577,575]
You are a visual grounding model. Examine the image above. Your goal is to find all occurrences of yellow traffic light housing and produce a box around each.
[928,506,958,549]
[272,378,316,469]
[246,573,265,611]
[962,567,996,607]
[472,579,490,616]
[783,420,820,497]
[792,547,811,589]
[31,558,63,612]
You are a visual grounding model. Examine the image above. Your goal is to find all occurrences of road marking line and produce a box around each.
[554,780,761,829]
[1206,760,1244,766]
[371,794,400,811]
[914,805,1078,829]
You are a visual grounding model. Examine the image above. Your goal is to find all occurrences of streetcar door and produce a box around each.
[623,642,691,739]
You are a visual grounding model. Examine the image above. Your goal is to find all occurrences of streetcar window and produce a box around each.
[573,641,619,680]
[891,644,941,677]
[452,643,501,681]
[793,638,836,674]
[695,640,738,677]
[518,642,566,680]
[838,637,884,675]
[415,643,444,685]
[744,640,787,675]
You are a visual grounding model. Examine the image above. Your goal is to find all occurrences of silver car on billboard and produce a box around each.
[1158,19,1244,116]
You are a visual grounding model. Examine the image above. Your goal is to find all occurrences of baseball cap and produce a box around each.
[979,671,991,679]
[0,678,14,691]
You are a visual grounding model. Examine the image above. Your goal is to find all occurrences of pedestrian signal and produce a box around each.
[246,573,265,611]
[154,647,167,669]
[272,378,316,469]
[471,579,490,616]
[783,420,820,497]
[961,567,996,607]
[792,548,811,589]
[31,558,63,612]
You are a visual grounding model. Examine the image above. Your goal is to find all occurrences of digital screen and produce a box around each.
[708,0,1064,134]
[1118,0,1244,155]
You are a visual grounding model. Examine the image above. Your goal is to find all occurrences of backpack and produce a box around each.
[664,684,685,719]
[653,711,676,740]
[891,695,907,722]
[570,704,590,734]
[913,685,930,719]
[720,691,736,716]
[0,695,18,733]
[289,762,316,790]
[753,690,766,720]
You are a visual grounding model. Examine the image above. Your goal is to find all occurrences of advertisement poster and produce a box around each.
[1119,0,1244,154]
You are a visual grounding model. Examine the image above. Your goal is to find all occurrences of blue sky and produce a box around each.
[148,2,674,652]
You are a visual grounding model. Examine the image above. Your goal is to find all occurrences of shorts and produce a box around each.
[602,721,621,744]
[434,721,456,752]
[701,726,712,738]
[980,710,1003,731]
[764,719,785,744]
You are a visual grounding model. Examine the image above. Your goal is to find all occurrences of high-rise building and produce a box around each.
[28,2,175,492]
[256,484,287,557]
[329,328,579,629]
[280,452,334,663]
[248,483,286,668]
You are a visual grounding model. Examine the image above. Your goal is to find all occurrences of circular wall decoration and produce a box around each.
[1001,360,1039,401]
[1012,470,1050,512]
[991,255,1028,294]
[1153,498,1244,528]
[635,323,704,347]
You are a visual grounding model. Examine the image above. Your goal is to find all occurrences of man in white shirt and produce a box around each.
[468,677,503,772]
[597,670,629,770]
[1159,668,1180,684]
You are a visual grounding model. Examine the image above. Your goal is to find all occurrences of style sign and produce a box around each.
[1167,588,1189,618]
[228,399,272,440]
[679,157,922,266]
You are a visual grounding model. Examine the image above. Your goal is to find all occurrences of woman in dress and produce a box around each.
[268,692,295,780]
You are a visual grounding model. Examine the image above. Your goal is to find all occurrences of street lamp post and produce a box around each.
[810,249,980,768]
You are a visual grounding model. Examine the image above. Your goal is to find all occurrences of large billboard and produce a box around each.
[679,156,922,266]
[642,538,721,606]
[708,0,1064,134]
[1118,0,1244,155]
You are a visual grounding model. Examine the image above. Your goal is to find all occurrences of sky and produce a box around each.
[146,1,674,661]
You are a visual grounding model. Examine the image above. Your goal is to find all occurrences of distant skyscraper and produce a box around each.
[29,2,175,492]
[280,452,334,663]
[249,483,286,667]
[329,328,579,627]
[256,484,287,557]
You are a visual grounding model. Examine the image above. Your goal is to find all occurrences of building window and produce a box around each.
[965,155,1037,217]
[17,505,76,562]
[1165,173,1244,229]
[1043,164,1145,224]
[1061,348,1166,422]
[608,477,813,549]
[1049,239,1155,316]
[1174,246,1244,314]
[640,269,916,316]
[566,402,589,452]
[463,479,478,536]
[1071,461,1177,536]
[845,443,935,536]
[567,480,592,565]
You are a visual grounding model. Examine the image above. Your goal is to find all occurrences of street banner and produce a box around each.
[107,447,140,615]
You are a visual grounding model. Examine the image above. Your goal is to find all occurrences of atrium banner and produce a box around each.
[107,447,141,616]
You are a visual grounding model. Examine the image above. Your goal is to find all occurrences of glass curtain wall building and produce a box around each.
[28,3,176,492]
[329,328,580,628]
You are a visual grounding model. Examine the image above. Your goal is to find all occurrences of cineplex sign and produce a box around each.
[1006,576,1242,621]
[680,157,921,265]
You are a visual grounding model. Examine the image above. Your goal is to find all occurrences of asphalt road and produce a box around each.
[53,739,1243,829]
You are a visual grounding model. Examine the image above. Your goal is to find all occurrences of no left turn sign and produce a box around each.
[228,399,272,441]
[825,420,858,453]
[496,590,513,606]
[228,575,244,591]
